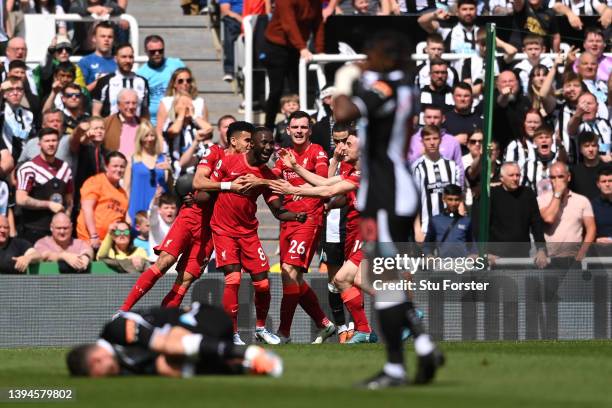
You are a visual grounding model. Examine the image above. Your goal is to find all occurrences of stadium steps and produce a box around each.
[129,0,242,125]
[129,0,284,267]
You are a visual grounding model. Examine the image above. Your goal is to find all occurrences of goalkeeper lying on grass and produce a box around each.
[66,303,282,378]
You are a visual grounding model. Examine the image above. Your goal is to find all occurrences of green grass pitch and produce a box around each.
[1,341,611,408]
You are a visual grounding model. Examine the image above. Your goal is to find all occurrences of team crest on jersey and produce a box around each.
[303,158,308,165]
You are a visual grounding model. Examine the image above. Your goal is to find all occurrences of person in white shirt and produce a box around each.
[148,189,178,261]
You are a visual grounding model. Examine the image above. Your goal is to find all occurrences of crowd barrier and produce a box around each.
[1,268,610,347]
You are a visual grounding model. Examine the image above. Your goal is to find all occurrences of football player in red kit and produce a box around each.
[118,122,254,312]
[272,111,335,343]
[270,134,376,344]
[200,127,307,345]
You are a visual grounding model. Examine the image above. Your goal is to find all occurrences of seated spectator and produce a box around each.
[0,214,40,274]
[220,0,243,82]
[575,51,608,105]
[275,94,300,148]
[537,162,595,267]
[41,63,91,116]
[425,184,475,257]
[408,106,464,187]
[415,33,459,90]
[462,29,517,98]
[148,190,178,261]
[509,0,560,52]
[136,35,186,126]
[570,132,610,200]
[163,91,212,178]
[133,211,151,255]
[156,67,209,137]
[76,151,129,250]
[1,77,36,163]
[124,120,171,226]
[493,70,531,152]
[60,84,91,135]
[103,89,141,158]
[521,125,567,195]
[443,82,483,147]
[567,92,611,160]
[513,34,554,95]
[77,21,117,91]
[34,212,93,273]
[352,0,372,14]
[412,125,460,241]
[592,167,612,243]
[577,27,611,83]
[2,38,38,95]
[482,162,547,263]
[505,109,544,169]
[525,58,562,122]
[33,36,86,98]
[97,221,149,273]
[7,60,42,123]
[18,109,75,169]
[92,44,149,119]
[70,117,108,223]
[416,58,455,124]
[16,128,73,244]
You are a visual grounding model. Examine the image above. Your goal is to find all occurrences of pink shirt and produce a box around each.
[573,55,612,83]
[537,191,594,257]
[34,236,92,257]
[119,119,139,159]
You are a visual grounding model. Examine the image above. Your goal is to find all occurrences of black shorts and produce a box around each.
[320,241,345,267]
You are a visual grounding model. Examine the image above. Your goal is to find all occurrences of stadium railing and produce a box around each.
[23,14,147,65]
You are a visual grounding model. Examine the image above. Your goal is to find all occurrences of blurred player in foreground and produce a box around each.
[334,31,444,388]
[66,303,282,378]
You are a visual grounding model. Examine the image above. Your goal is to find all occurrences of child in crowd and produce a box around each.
[513,35,554,95]
[133,211,151,256]
[148,189,178,262]
[274,94,300,148]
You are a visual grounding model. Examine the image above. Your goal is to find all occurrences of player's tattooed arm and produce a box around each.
[267,198,307,223]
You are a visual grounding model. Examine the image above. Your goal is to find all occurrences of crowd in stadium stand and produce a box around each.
[0,0,611,275]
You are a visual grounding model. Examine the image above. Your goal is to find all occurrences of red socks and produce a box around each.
[341,286,371,333]
[278,283,300,337]
[161,284,188,308]
[252,278,271,328]
[120,265,163,311]
[299,282,330,328]
[223,272,241,333]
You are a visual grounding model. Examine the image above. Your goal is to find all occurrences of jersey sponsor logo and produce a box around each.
[371,80,393,98]
[215,160,223,170]
[91,63,99,69]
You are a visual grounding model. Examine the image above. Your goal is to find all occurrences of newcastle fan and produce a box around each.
[333,30,444,389]
[66,302,283,378]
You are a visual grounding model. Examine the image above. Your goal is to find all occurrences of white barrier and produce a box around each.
[24,13,143,63]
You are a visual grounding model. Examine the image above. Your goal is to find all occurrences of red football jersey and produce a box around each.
[197,144,226,173]
[273,143,328,224]
[211,153,279,236]
[341,163,360,225]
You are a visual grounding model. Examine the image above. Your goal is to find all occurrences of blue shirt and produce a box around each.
[220,0,243,14]
[591,196,612,238]
[425,212,475,257]
[133,236,151,257]
[137,57,185,125]
[78,53,117,85]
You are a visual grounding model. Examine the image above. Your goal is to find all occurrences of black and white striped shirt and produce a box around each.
[415,61,459,89]
[412,156,459,233]
[576,118,612,156]
[504,139,537,169]
[92,70,150,117]
[548,0,608,16]
[521,156,558,196]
